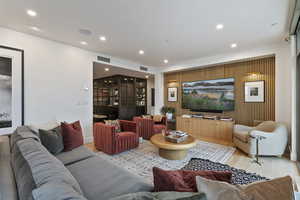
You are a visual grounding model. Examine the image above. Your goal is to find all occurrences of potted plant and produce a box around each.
[160,106,176,120]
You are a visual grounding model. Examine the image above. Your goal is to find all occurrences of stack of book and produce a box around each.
[165,131,188,143]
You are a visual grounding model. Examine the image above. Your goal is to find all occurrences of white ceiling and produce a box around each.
[93,62,154,80]
[0,0,292,67]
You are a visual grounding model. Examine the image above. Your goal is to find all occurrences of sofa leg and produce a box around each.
[248,154,255,158]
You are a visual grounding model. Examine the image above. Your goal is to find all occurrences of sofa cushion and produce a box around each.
[233,130,249,143]
[61,121,84,151]
[109,192,207,200]
[39,126,64,155]
[55,146,95,165]
[32,182,87,200]
[255,121,277,132]
[105,120,121,133]
[10,126,40,150]
[117,131,136,138]
[153,167,232,192]
[13,138,83,196]
[66,156,153,200]
[153,115,163,123]
[0,136,18,200]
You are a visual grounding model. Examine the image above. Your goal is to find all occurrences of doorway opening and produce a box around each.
[93,62,155,123]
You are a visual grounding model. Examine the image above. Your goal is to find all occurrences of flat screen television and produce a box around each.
[182,78,235,113]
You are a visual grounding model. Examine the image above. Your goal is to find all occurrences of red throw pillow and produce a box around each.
[61,121,84,151]
[153,167,232,192]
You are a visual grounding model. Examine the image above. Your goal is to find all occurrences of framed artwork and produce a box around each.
[168,87,178,102]
[0,46,24,135]
[244,81,264,103]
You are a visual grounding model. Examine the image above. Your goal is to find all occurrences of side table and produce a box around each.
[250,134,266,165]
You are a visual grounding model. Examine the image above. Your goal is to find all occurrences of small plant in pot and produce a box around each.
[160,106,176,120]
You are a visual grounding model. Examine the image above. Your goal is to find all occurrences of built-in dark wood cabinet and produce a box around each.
[93,75,147,120]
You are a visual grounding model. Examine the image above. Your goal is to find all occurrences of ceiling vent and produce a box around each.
[140,66,148,71]
[97,56,110,63]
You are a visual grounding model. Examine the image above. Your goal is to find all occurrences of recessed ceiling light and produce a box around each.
[164,59,169,64]
[145,75,149,79]
[27,10,37,17]
[231,43,237,48]
[80,41,88,45]
[216,24,224,30]
[99,36,106,41]
[104,68,109,71]
[30,26,40,31]
[139,50,144,55]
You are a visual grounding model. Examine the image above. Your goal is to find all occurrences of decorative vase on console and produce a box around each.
[160,106,176,121]
[166,112,173,120]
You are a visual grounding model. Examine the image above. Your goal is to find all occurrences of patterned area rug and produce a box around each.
[97,140,235,184]
[182,158,268,185]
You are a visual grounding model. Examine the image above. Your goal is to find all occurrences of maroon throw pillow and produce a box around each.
[61,121,84,151]
[153,167,232,192]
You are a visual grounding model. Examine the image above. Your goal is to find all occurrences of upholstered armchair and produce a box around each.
[133,116,167,140]
[93,120,139,155]
[233,121,288,157]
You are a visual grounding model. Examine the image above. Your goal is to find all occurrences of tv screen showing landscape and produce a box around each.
[182,78,235,112]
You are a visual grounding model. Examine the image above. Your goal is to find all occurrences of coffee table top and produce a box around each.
[150,134,197,150]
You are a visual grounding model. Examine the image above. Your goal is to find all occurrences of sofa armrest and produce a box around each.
[234,124,254,132]
[119,120,137,133]
[248,127,288,156]
[249,130,274,139]
[93,122,116,150]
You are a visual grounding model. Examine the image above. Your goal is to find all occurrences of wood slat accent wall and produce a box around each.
[164,56,275,126]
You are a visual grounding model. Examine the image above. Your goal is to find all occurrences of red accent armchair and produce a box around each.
[93,120,139,155]
[133,116,167,140]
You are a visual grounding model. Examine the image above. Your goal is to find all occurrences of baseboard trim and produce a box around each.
[291,150,298,161]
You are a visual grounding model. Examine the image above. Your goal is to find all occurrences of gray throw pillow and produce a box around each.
[32,183,87,200]
[39,126,64,155]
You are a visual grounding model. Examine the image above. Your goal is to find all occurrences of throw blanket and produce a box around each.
[109,192,207,200]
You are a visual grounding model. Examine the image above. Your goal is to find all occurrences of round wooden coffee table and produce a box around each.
[150,134,197,160]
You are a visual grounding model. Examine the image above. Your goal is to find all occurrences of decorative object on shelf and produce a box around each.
[168,87,178,102]
[203,115,218,120]
[0,46,24,135]
[160,106,175,120]
[244,81,265,102]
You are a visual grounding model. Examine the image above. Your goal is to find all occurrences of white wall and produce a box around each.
[0,27,157,142]
[159,41,295,158]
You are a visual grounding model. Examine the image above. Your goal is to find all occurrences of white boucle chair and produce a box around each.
[233,121,288,157]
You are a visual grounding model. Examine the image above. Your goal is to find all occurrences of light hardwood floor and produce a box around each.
[85,140,300,189]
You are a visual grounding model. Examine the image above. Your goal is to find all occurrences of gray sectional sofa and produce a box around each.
[0,126,153,200]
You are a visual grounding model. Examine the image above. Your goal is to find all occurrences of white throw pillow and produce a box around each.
[196,176,250,200]
[29,121,60,134]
